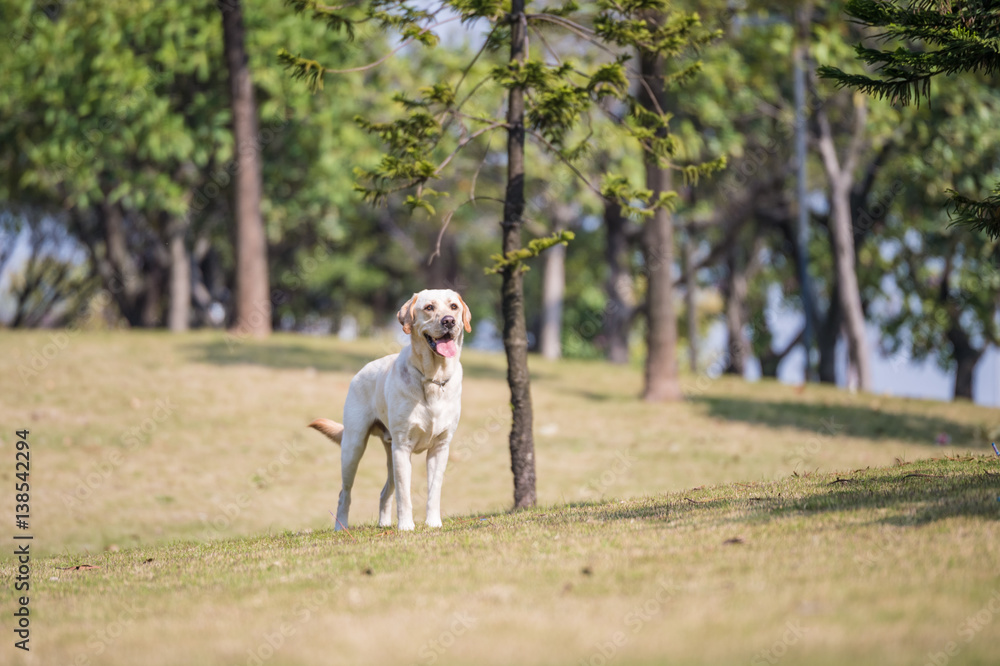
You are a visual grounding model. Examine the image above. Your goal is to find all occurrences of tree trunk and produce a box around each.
[140,263,164,327]
[683,232,698,373]
[816,98,873,392]
[828,181,872,391]
[760,328,804,379]
[167,216,190,332]
[502,0,536,509]
[722,244,749,376]
[948,323,982,401]
[816,266,842,384]
[101,202,145,326]
[603,197,634,364]
[220,0,270,338]
[539,240,566,360]
[638,38,682,402]
[540,203,571,360]
[793,1,818,382]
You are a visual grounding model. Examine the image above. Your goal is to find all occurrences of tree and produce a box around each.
[282,0,720,505]
[672,2,902,389]
[0,0,388,332]
[0,213,97,328]
[500,0,537,506]
[881,227,999,400]
[819,0,1000,240]
[872,75,1000,401]
[607,8,721,400]
[603,196,636,363]
[0,1,230,329]
[539,202,573,360]
[813,90,874,391]
[219,0,271,338]
[637,23,682,400]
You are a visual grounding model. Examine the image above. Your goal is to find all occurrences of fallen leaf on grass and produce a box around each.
[723,537,744,545]
[56,564,101,571]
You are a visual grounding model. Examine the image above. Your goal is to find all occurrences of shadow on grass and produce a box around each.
[782,468,1000,526]
[182,339,379,374]
[181,339,511,380]
[691,395,981,447]
[586,460,1000,527]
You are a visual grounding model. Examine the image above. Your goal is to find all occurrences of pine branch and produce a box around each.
[819,0,1000,106]
[277,49,328,92]
[948,186,1000,240]
[283,0,359,38]
[484,230,575,275]
[821,0,1000,236]
[524,127,605,199]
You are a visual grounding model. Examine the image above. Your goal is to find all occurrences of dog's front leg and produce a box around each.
[392,446,416,531]
[425,441,450,528]
[378,440,394,528]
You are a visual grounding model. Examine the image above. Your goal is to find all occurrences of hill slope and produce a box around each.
[2,457,999,665]
[1,330,999,664]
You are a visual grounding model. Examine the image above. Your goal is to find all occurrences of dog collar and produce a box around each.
[412,365,450,388]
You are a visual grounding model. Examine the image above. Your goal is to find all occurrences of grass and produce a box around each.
[1,330,999,665]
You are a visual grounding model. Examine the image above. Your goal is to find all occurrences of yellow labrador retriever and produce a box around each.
[309,289,471,531]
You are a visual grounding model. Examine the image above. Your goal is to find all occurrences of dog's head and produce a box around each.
[397,289,472,359]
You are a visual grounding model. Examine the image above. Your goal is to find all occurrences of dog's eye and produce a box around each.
[424,304,435,311]
[450,303,459,310]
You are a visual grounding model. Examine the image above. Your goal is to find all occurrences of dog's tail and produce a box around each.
[308,418,344,446]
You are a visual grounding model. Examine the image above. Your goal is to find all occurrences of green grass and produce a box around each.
[1,330,1000,665]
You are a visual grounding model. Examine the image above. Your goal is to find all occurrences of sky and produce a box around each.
[725,312,1000,408]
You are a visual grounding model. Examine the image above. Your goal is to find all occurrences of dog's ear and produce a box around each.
[457,293,472,333]
[397,293,419,334]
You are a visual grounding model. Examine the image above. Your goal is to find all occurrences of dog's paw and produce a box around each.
[426,517,443,528]
[397,520,416,531]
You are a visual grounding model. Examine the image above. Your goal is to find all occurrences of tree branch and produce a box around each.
[524,128,605,200]
[814,103,842,183]
[324,14,463,74]
[432,122,505,178]
[843,93,868,177]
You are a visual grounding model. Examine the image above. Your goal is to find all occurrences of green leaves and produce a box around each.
[600,174,677,219]
[448,0,505,22]
[277,49,328,92]
[284,0,359,39]
[821,0,1000,238]
[595,2,718,57]
[948,187,1000,241]
[283,0,727,287]
[587,59,630,99]
[485,230,576,275]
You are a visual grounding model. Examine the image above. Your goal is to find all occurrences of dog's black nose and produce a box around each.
[441,315,456,329]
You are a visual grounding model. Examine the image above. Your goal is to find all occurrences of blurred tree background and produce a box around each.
[1,0,997,405]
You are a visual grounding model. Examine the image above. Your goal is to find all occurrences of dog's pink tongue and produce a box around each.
[435,338,459,357]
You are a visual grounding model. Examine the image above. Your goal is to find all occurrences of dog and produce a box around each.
[309,289,471,531]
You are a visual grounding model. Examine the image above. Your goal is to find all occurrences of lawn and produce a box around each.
[1,330,999,665]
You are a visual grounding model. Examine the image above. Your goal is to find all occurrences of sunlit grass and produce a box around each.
[1,330,999,665]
